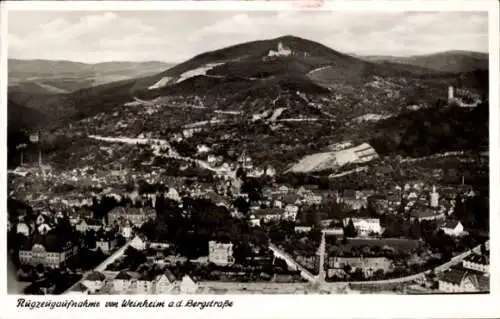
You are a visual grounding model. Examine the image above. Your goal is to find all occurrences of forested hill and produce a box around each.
[369,102,488,157]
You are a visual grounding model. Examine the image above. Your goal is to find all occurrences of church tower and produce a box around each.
[430,185,439,208]
[314,231,326,282]
[448,86,454,101]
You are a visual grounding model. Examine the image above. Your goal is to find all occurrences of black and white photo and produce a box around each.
[3,3,496,305]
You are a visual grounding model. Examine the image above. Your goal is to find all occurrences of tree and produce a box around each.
[55,216,74,237]
[84,231,97,249]
[273,257,289,273]
[409,220,422,239]
[233,196,250,215]
[236,167,246,179]
[35,264,45,275]
[344,219,358,238]
[308,227,322,244]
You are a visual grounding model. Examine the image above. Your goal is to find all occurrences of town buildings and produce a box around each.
[440,220,465,237]
[327,257,394,278]
[110,270,193,294]
[410,206,445,222]
[107,206,157,227]
[75,219,104,233]
[208,241,235,266]
[130,235,147,251]
[82,271,106,293]
[322,228,344,236]
[96,236,118,254]
[462,253,489,273]
[282,204,299,221]
[438,267,489,293]
[342,218,382,236]
[19,234,79,268]
[16,221,32,236]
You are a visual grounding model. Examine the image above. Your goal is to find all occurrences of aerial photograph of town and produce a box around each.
[7,10,490,295]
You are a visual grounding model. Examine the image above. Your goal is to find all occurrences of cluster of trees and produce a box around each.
[23,271,83,295]
[139,195,269,261]
[370,102,488,157]
[454,194,489,231]
[298,201,372,227]
[171,140,198,158]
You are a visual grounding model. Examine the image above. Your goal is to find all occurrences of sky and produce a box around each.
[8,11,489,63]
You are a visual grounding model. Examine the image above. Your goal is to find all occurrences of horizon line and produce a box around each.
[8,48,490,65]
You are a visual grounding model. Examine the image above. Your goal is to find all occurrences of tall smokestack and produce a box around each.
[448,86,454,100]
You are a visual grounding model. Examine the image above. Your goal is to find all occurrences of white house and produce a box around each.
[197,144,211,154]
[165,188,181,202]
[462,254,489,274]
[295,226,312,234]
[440,220,465,237]
[130,235,147,251]
[273,199,283,209]
[154,270,176,294]
[283,204,299,221]
[180,275,198,294]
[36,214,48,225]
[208,241,235,266]
[207,155,217,164]
[304,194,322,205]
[343,218,382,236]
[37,223,52,235]
[119,220,133,239]
[87,219,104,232]
[16,222,31,236]
[82,271,106,293]
[323,228,344,236]
[113,271,136,294]
[278,185,289,194]
[75,220,89,233]
[266,166,276,177]
[248,215,261,227]
[136,273,155,294]
[96,238,117,254]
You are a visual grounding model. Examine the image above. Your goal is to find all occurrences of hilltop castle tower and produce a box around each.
[430,185,439,208]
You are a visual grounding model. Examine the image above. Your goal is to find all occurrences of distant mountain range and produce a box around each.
[7,36,489,169]
[357,50,488,74]
[8,59,175,93]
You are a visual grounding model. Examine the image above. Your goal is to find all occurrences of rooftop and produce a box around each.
[441,220,461,229]
[85,271,106,282]
[438,266,487,289]
[464,253,489,265]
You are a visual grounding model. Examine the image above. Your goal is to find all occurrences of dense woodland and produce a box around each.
[369,101,488,157]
